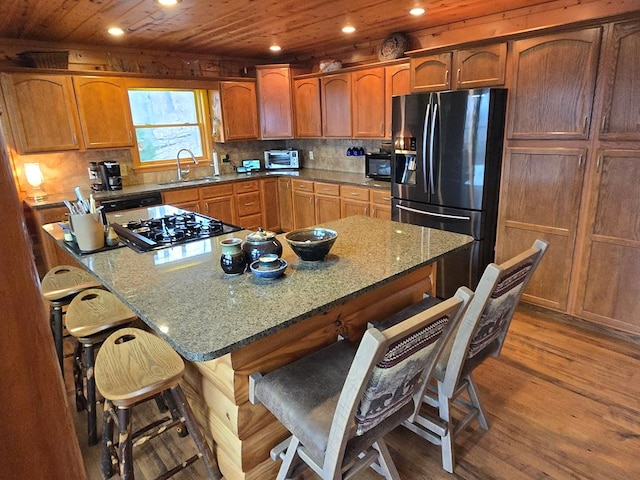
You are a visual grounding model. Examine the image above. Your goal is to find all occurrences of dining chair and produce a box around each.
[388,239,548,473]
[248,286,473,480]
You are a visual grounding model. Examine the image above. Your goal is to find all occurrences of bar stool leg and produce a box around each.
[51,304,64,373]
[169,385,221,479]
[101,400,116,479]
[85,343,98,446]
[117,407,134,480]
[73,342,85,412]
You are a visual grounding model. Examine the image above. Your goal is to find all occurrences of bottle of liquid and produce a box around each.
[212,150,220,176]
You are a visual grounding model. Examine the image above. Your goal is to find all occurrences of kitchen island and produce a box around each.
[45,210,473,480]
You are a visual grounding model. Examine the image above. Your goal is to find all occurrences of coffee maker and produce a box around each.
[99,161,123,191]
[88,162,104,191]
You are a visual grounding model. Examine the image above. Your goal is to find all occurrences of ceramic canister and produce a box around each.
[220,238,247,275]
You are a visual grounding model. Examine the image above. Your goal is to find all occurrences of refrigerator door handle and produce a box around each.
[429,102,438,193]
[422,101,431,194]
[396,204,471,221]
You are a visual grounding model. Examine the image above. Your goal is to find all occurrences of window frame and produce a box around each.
[124,78,213,173]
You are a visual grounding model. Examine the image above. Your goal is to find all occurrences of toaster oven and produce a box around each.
[264,149,300,170]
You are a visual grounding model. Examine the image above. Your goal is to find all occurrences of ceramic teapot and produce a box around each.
[241,227,282,264]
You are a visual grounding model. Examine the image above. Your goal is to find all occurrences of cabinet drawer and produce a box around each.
[292,179,314,193]
[314,182,339,196]
[200,183,234,198]
[233,180,260,194]
[162,188,199,204]
[236,192,261,217]
[341,185,369,200]
[370,189,392,205]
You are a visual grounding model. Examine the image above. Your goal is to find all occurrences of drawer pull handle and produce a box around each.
[245,202,254,206]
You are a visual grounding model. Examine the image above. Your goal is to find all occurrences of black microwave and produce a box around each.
[365,153,392,180]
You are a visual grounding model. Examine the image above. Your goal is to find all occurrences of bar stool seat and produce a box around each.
[41,265,102,373]
[66,288,137,445]
[95,327,221,480]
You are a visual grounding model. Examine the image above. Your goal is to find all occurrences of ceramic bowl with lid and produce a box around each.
[242,227,283,264]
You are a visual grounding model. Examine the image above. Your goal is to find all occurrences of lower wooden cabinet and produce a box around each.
[315,182,341,224]
[234,180,262,229]
[574,150,640,334]
[260,177,281,232]
[162,188,201,212]
[340,185,370,217]
[200,183,235,225]
[496,147,587,311]
[370,189,392,220]
[292,180,316,229]
[28,205,78,276]
[277,177,294,232]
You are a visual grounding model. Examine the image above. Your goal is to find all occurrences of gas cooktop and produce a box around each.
[110,211,241,253]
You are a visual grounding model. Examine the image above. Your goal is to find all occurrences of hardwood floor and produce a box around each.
[67,305,640,480]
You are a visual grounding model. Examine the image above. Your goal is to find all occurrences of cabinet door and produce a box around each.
[453,43,507,89]
[370,189,392,220]
[257,67,294,139]
[73,76,134,148]
[277,177,294,232]
[496,147,587,311]
[260,178,281,232]
[341,185,370,217]
[321,73,352,137]
[352,67,385,138]
[315,183,341,224]
[574,150,640,333]
[598,21,640,141]
[410,53,452,92]
[508,28,601,140]
[162,188,200,212]
[293,190,316,229]
[202,196,235,224]
[385,63,410,138]
[220,81,259,141]
[293,78,322,138]
[1,73,81,152]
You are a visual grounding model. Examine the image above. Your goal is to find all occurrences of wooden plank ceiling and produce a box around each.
[0,0,559,62]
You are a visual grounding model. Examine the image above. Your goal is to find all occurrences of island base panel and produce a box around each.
[187,263,435,479]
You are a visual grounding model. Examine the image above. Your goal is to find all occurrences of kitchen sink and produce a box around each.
[158,176,221,186]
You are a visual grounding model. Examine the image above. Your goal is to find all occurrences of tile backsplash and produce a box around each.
[12,138,386,197]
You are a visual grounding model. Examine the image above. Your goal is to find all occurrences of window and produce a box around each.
[127,88,209,169]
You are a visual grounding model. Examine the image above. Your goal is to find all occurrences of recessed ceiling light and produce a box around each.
[155,0,181,6]
[409,7,426,16]
[342,25,356,34]
[108,27,125,36]
[270,45,282,52]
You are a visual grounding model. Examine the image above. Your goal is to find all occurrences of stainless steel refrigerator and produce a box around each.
[391,88,507,298]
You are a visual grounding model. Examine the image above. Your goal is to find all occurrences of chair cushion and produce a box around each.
[254,340,358,464]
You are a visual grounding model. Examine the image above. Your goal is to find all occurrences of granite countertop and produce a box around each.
[26,169,391,210]
[43,210,472,362]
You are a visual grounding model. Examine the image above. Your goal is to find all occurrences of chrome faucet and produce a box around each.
[176,148,198,180]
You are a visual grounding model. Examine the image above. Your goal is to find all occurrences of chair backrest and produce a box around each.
[440,239,548,397]
[322,286,474,474]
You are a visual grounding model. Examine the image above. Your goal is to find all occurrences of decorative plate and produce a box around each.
[378,33,408,61]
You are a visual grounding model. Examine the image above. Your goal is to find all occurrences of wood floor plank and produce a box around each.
[67,304,640,479]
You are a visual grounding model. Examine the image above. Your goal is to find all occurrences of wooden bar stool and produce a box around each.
[66,288,137,446]
[95,327,221,480]
[41,265,102,373]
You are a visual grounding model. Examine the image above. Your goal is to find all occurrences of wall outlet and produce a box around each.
[120,164,128,176]
[222,154,230,163]
[308,150,314,160]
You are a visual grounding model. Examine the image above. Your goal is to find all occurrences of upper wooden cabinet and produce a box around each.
[410,53,451,92]
[453,43,507,89]
[598,21,640,141]
[256,66,294,140]
[217,81,259,141]
[410,43,507,93]
[321,73,352,137]
[384,63,410,138]
[73,76,134,149]
[293,78,322,138]
[1,73,81,153]
[351,67,385,138]
[507,28,601,140]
